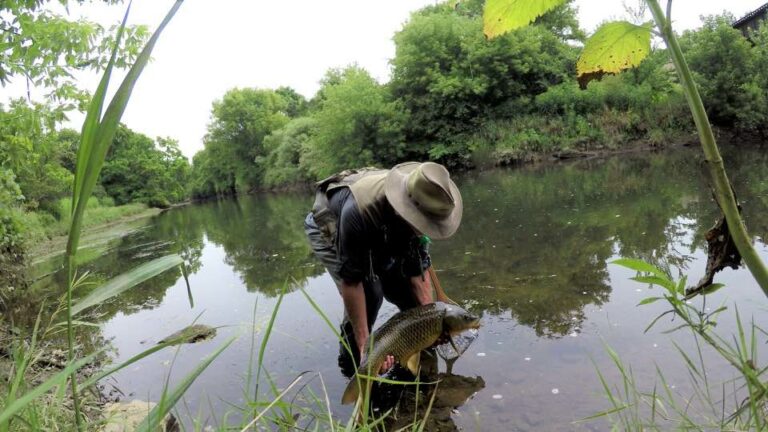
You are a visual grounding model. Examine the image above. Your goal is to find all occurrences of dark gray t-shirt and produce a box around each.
[328,187,430,284]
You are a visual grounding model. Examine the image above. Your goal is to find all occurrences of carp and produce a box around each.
[341,302,480,404]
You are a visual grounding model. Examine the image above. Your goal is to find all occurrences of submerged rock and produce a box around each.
[157,324,216,345]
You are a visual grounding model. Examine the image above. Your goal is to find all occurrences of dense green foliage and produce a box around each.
[0,0,187,283]
[190,88,291,197]
[189,4,768,196]
[680,15,768,136]
[101,126,189,208]
[0,100,189,252]
[0,0,148,110]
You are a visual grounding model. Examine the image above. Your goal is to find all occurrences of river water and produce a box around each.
[34,146,768,430]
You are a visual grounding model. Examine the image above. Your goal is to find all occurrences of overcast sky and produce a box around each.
[4,0,764,158]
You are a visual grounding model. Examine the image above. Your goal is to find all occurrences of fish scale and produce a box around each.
[360,303,445,376]
[342,302,480,405]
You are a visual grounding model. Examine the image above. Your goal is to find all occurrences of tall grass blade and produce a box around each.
[70,0,184,253]
[71,254,183,316]
[135,335,236,432]
[240,372,308,432]
[0,351,101,424]
[79,337,191,390]
[254,285,285,400]
[71,3,130,217]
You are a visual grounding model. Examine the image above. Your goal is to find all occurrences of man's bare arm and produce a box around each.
[340,280,369,358]
[340,280,394,373]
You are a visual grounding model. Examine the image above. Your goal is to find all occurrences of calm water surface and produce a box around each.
[35,146,768,430]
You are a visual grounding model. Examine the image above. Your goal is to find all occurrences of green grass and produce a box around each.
[21,197,155,246]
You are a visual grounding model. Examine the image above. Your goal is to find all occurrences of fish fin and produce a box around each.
[406,353,421,376]
[341,375,364,405]
[449,336,461,356]
[429,267,458,305]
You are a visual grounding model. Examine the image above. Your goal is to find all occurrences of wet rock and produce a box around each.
[101,400,179,431]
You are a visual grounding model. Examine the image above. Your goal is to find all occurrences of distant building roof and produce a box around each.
[733,2,768,30]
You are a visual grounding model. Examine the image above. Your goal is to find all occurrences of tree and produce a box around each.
[100,124,189,207]
[1,0,149,110]
[275,86,309,118]
[261,117,317,187]
[202,88,289,192]
[309,66,405,177]
[390,4,576,159]
[0,99,73,212]
[679,14,756,128]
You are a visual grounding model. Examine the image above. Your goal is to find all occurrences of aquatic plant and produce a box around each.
[587,259,767,429]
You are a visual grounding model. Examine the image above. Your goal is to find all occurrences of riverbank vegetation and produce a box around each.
[189,2,768,199]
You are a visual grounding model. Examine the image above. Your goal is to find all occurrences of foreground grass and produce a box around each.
[592,259,768,430]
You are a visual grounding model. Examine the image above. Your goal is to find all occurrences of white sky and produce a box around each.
[2,0,764,158]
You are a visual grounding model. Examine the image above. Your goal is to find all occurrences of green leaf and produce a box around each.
[483,0,566,39]
[71,254,183,316]
[68,0,184,255]
[135,336,236,432]
[576,21,652,80]
[637,296,663,306]
[701,283,725,295]
[611,258,667,278]
[631,275,676,293]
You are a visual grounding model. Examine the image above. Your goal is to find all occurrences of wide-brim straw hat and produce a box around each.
[384,162,463,239]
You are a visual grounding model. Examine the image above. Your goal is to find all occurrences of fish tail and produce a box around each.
[341,372,376,406]
[341,374,363,405]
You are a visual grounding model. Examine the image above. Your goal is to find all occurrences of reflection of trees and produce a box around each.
[432,150,718,338]
[197,193,323,296]
[69,192,324,319]
[27,146,768,335]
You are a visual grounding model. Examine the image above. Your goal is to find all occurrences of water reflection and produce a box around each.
[433,153,719,337]
[24,145,768,430]
[33,147,767,339]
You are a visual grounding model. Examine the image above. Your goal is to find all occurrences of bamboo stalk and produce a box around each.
[646,0,768,297]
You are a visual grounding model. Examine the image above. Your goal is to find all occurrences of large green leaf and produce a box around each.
[71,254,183,316]
[483,0,566,39]
[67,0,184,255]
[576,21,652,81]
[135,336,236,432]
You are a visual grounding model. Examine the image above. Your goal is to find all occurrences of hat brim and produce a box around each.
[384,162,463,240]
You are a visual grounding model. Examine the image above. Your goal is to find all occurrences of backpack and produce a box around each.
[310,167,385,241]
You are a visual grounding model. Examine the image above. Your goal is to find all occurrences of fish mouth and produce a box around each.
[455,318,481,332]
[468,318,482,329]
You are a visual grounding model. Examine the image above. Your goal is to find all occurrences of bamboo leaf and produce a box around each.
[135,336,236,432]
[483,0,566,38]
[71,254,183,316]
[577,21,652,85]
[0,351,100,424]
[80,337,192,390]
